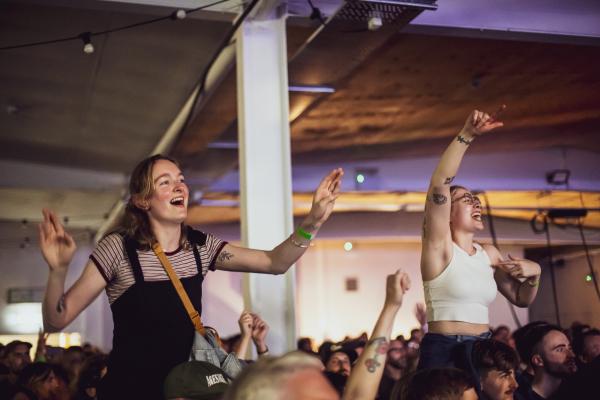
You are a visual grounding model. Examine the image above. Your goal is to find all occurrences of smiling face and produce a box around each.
[325,352,351,376]
[480,369,518,400]
[139,159,189,227]
[450,186,484,232]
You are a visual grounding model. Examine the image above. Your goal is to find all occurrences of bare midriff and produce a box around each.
[428,321,490,336]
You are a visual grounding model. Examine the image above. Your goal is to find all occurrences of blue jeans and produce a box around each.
[417,331,492,370]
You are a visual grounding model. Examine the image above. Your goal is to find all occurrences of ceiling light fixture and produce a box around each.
[289,85,335,93]
[79,32,94,54]
[172,9,187,20]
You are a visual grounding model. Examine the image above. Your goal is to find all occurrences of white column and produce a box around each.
[236,6,295,354]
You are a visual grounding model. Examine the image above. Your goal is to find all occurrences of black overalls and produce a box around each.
[98,230,207,400]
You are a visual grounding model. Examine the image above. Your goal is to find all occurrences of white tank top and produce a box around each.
[423,242,497,324]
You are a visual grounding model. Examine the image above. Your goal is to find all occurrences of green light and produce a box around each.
[585,274,593,282]
[356,174,365,184]
[344,242,353,251]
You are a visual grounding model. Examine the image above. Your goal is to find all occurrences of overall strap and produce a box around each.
[187,227,207,275]
[152,242,205,336]
[123,236,145,284]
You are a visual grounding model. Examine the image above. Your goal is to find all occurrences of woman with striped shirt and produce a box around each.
[39,154,343,399]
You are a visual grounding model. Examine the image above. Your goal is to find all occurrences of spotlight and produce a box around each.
[368,15,382,31]
[79,32,94,54]
[354,168,380,190]
[546,169,570,186]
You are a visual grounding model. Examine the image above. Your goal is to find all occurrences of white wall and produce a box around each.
[295,239,529,344]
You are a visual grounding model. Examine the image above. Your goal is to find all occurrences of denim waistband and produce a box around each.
[427,331,492,343]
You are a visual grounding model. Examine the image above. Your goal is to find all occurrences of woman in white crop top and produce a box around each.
[418,107,541,370]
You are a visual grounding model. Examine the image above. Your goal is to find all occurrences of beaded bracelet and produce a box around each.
[290,235,309,248]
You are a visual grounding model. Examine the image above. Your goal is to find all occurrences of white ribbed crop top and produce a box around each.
[423,242,497,324]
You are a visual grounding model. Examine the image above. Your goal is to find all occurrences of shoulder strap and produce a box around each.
[152,242,205,335]
[123,236,144,284]
[186,227,207,246]
[186,227,205,274]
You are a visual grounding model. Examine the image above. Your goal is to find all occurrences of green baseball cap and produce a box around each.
[164,361,230,400]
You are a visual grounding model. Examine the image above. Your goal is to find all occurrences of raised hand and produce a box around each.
[238,311,253,337]
[385,270,411,308]
[250,313,269,344]
[306,168,344,230]
[494,254,541,280]
[39,209,76,272]
[34,329,49,361]
[460,105,506,138]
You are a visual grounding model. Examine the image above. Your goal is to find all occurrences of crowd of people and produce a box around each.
[0,107,598,399]
[1,292,599,399]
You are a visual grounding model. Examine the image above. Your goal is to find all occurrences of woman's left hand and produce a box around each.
[305,168,344,231]
[494,254,541,280]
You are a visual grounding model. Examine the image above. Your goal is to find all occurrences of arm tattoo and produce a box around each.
[444,176,455,185]
[456,135,473,145]
[56,294,66,313]
[217,250,234,264]
[427,193,447,205]
[364,337,389,373]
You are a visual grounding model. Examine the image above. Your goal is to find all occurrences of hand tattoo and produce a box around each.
[56,294,66,313]
[364,337,389,373]
[217,250,234,264]
[444,176,455,185]
[427,193,447,205]
[456,135,473,145]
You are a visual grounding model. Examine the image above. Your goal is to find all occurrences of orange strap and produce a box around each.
[152,243,205,336]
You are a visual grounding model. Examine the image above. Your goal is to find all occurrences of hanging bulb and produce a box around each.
[172,9,187,20]
[79,32,94,54]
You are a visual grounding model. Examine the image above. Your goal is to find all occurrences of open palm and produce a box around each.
[308,168,344,228]
[39,208,76,271]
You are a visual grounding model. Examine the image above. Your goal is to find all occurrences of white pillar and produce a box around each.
[236,6,295,354]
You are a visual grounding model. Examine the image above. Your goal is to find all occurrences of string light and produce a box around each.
[0,0,234,52]
[79,32,94,55]
[172,9,187,20]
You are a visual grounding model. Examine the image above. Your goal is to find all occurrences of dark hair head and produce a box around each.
[17,362,53,389]
[119,154,184,249]
[76,355,108,394]
[512,321,550,363]
[572,328,600,358]
[471,339,519,376]
[393,368,474,400]
[518,323,562,367]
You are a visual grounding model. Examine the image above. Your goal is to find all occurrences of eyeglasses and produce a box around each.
[451,192,481,206]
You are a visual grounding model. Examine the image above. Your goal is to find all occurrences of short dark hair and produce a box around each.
[519,323,562,367]
[471,339,519,376]
[572,328,600,358]
[512,321,551,363]
[393,368,474,400]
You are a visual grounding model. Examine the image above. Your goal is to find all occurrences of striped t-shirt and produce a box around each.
[90,232,227,304]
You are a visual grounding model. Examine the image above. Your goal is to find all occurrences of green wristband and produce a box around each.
[296,227,313,240]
